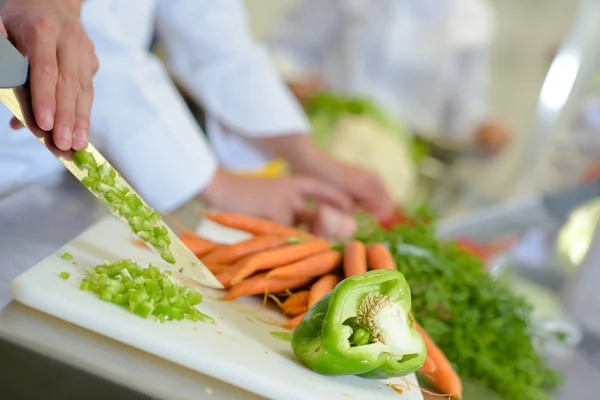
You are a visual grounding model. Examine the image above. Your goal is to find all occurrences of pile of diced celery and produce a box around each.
[80,259,213,324]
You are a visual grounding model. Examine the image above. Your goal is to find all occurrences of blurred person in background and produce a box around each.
[268,0,512,154]
[0,0,392,236]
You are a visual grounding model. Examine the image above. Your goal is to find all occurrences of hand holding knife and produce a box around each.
[0,16,222,289]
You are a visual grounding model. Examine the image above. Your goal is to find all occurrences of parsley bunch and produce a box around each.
[356,214,562,400]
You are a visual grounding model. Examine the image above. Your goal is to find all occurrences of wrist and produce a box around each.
[198,168,233,209]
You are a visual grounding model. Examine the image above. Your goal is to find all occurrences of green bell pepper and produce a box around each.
[291,269,426,379]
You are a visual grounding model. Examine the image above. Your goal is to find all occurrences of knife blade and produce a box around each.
[0,35,223,289]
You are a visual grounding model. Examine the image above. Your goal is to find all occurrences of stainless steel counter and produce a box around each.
[1,174,600,399]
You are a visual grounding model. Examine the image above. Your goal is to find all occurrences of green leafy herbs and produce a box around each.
[80,259,213,324]
[73,151,174,264]
[355,213,562,400]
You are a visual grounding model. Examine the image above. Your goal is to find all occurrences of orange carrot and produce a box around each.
[229,239,330,286]
[266,250,342,280]
[413,320,462,399]
[202,235,289,265]
[419,357,437,375]
[204,263,231,275]
[343,241,367,278]
[366,243,396,270]
[204,212,310,238]
[164,213,200,238]
[282,312,306,330]
[280,290,309,316]
[223,273,313,301]
[215,264,245,289]
[308,274,340,308]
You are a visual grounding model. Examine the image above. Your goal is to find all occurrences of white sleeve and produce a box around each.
[81,4,217,212]
[155,0,310,138]
[267,0,341,81]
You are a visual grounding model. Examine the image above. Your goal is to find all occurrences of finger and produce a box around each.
[9,117,24,130]
[72,45,96,150]
[0,17,7,38]
[27,23,59,132]
[294,177,354,212]
[53,34,82,151]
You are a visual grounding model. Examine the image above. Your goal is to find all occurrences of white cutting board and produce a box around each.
[10,216,423,400]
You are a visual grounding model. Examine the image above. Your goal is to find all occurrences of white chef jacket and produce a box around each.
[0,0,310,210]
[268,0,495,142]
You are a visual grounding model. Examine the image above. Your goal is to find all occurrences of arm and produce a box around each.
[80,3,217,212]
[267,0,341,83]
[1,0,97,151]
[155,0,310,140]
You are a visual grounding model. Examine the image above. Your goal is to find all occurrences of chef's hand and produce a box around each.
[255,135,395,221]
[314,157,395,221]
[199,169,354,227]
[1,0,98,151]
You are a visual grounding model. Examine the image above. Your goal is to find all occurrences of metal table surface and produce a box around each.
[1,174,600,399]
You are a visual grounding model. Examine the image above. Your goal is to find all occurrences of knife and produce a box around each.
[0,34,223,289]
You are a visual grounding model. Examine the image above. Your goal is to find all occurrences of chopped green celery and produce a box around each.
[172,307,184,321]
[187,292,202,306]
[73,150,98,169]
[104,191,122,204]
[100,176,115,186]
[59,271,70,280]
[99,163,111,178]
[81,177,95,188]
[60,252,74,261]
[99,290,113,302]
[109,168,117,178]
[80,260,210,323]
[96,182,113,193]
[161,250,175,264]
[150,212,161,224]
[153,226,168,237]
[137,231,152,241]
[133,303,154,319]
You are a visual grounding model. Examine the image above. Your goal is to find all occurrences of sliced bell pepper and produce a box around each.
[291,269,426,378]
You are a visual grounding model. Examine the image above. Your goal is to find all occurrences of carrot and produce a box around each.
[282,312,306,330]
[215,264,245,289]
[308,274,340,308]
[204,263,231,275]
[204,212,310,238]
[134,236,219,258]
[366,243,396,270]
[223,272,313,301]
[163,213,200,238]
[229,239,330,286]
[413,320,462,399]
[280,290,309,316]
[266,250,342,280]
[343,241,367,277]
[419,356,437,375]
[202,235,289,265]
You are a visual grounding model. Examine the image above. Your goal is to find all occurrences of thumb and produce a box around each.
[293,176,354,213]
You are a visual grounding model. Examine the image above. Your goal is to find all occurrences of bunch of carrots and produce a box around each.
[135,212,462,399]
